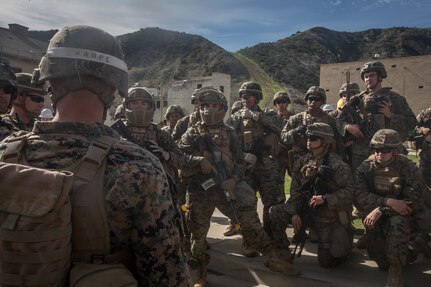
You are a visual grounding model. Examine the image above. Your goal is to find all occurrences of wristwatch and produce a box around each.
[378,206,386,213]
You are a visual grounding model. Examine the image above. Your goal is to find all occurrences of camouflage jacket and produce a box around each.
[0,122,190,287]
[178,121,245,183]
[354,154,425,216]
[287,149,354,216]
[339,88,417,144]
[281,109,342,153]
[227,106,281,156]
[171,111,201,142]
[0,113,35,141]
[123,120,202,173]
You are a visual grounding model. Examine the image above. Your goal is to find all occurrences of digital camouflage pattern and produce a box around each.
[0,121,190,287]
[281,109,344,164]
[354,153,425,268]
[227,106,285,240]
[178,120,274,263]
[339,88,417,172]
[415,108,431,189]
[270,147,354,266]
[0,113,35,141]
[123,120,201,178]
[171,111,201,142]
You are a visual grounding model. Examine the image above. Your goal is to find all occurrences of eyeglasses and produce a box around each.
[28,95,45,103]
[241,94,254,99]
[307,135,321,142]
[373,148,392,154]
[307,97,321,102]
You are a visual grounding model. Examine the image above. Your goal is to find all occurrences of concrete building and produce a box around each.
[0,24,48,73]
[153,72,231,123]
[320,55,431,115]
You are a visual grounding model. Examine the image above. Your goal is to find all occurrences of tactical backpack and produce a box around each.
[0,134,137,286]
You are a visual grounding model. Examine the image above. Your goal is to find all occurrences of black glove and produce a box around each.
[293,126,307,137]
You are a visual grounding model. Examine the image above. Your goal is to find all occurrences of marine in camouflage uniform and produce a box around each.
[281,86,345,175]
[414,108,431,197]
[340,61,417,172]
[270,91,293,178]
[270,123,354,268]
[354,129,426,286]
[0,57,17,115]
[112,84,202,181]
[161,105,185,135]
[330,82,361,165]
[178,87,300,287]
[227,81,286,255]
[0,26,190,286]
[0,72,46,141]
[171,87,203,142]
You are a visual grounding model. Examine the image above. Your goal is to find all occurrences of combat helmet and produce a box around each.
[339,83,360,96]
[306,122,334,143]
[273,91,291,105]
[124,84,155,126]
[164,105,185,120]
[0,57,17,105]
[370,129,402,149]
[196,86,227,125]
[305,86,326,104]
[239,81,263,101]
[16,73,45,95]
[32,25,128,108]
[360,61,387,80]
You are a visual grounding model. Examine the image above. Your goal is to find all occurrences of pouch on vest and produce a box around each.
[0,163,73,286]
[69,263,138,287]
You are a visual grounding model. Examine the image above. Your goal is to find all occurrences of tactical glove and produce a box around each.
[241,108,260,121]
[244,152,257,170]
[200,157,216,174]
[221,178,237,201]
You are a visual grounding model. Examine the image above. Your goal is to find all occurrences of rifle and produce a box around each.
[201,135,240,224]
[290,165,334,261]
[338,96,377,141]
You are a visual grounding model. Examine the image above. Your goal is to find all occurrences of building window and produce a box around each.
[391,64,397,68]
[219,86,224,93]
[197,84,202,89]
[157,101,161,109]
[164,100,168,107]
[356,67,360,70]
[326,89,329,92]
[419,85,424,89]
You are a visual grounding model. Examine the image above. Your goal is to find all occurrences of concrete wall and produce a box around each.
[320,55,431,115]
[153,72,231,123]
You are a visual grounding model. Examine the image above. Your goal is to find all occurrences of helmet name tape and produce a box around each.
[46,47,128,73]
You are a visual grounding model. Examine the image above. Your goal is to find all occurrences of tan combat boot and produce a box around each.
[223,223,240,237]
[265,248,301,276]
[194,264,208,287]
[385,265,404,287]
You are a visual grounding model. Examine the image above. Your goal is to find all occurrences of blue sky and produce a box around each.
[1,0,430,52]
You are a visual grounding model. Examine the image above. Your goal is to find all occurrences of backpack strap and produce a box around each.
[70,135,119,264]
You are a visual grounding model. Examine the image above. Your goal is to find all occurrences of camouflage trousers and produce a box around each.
[367,214,413,268]
[269,204,352,267]
[245,156,286,242]
[186,180,272,265]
